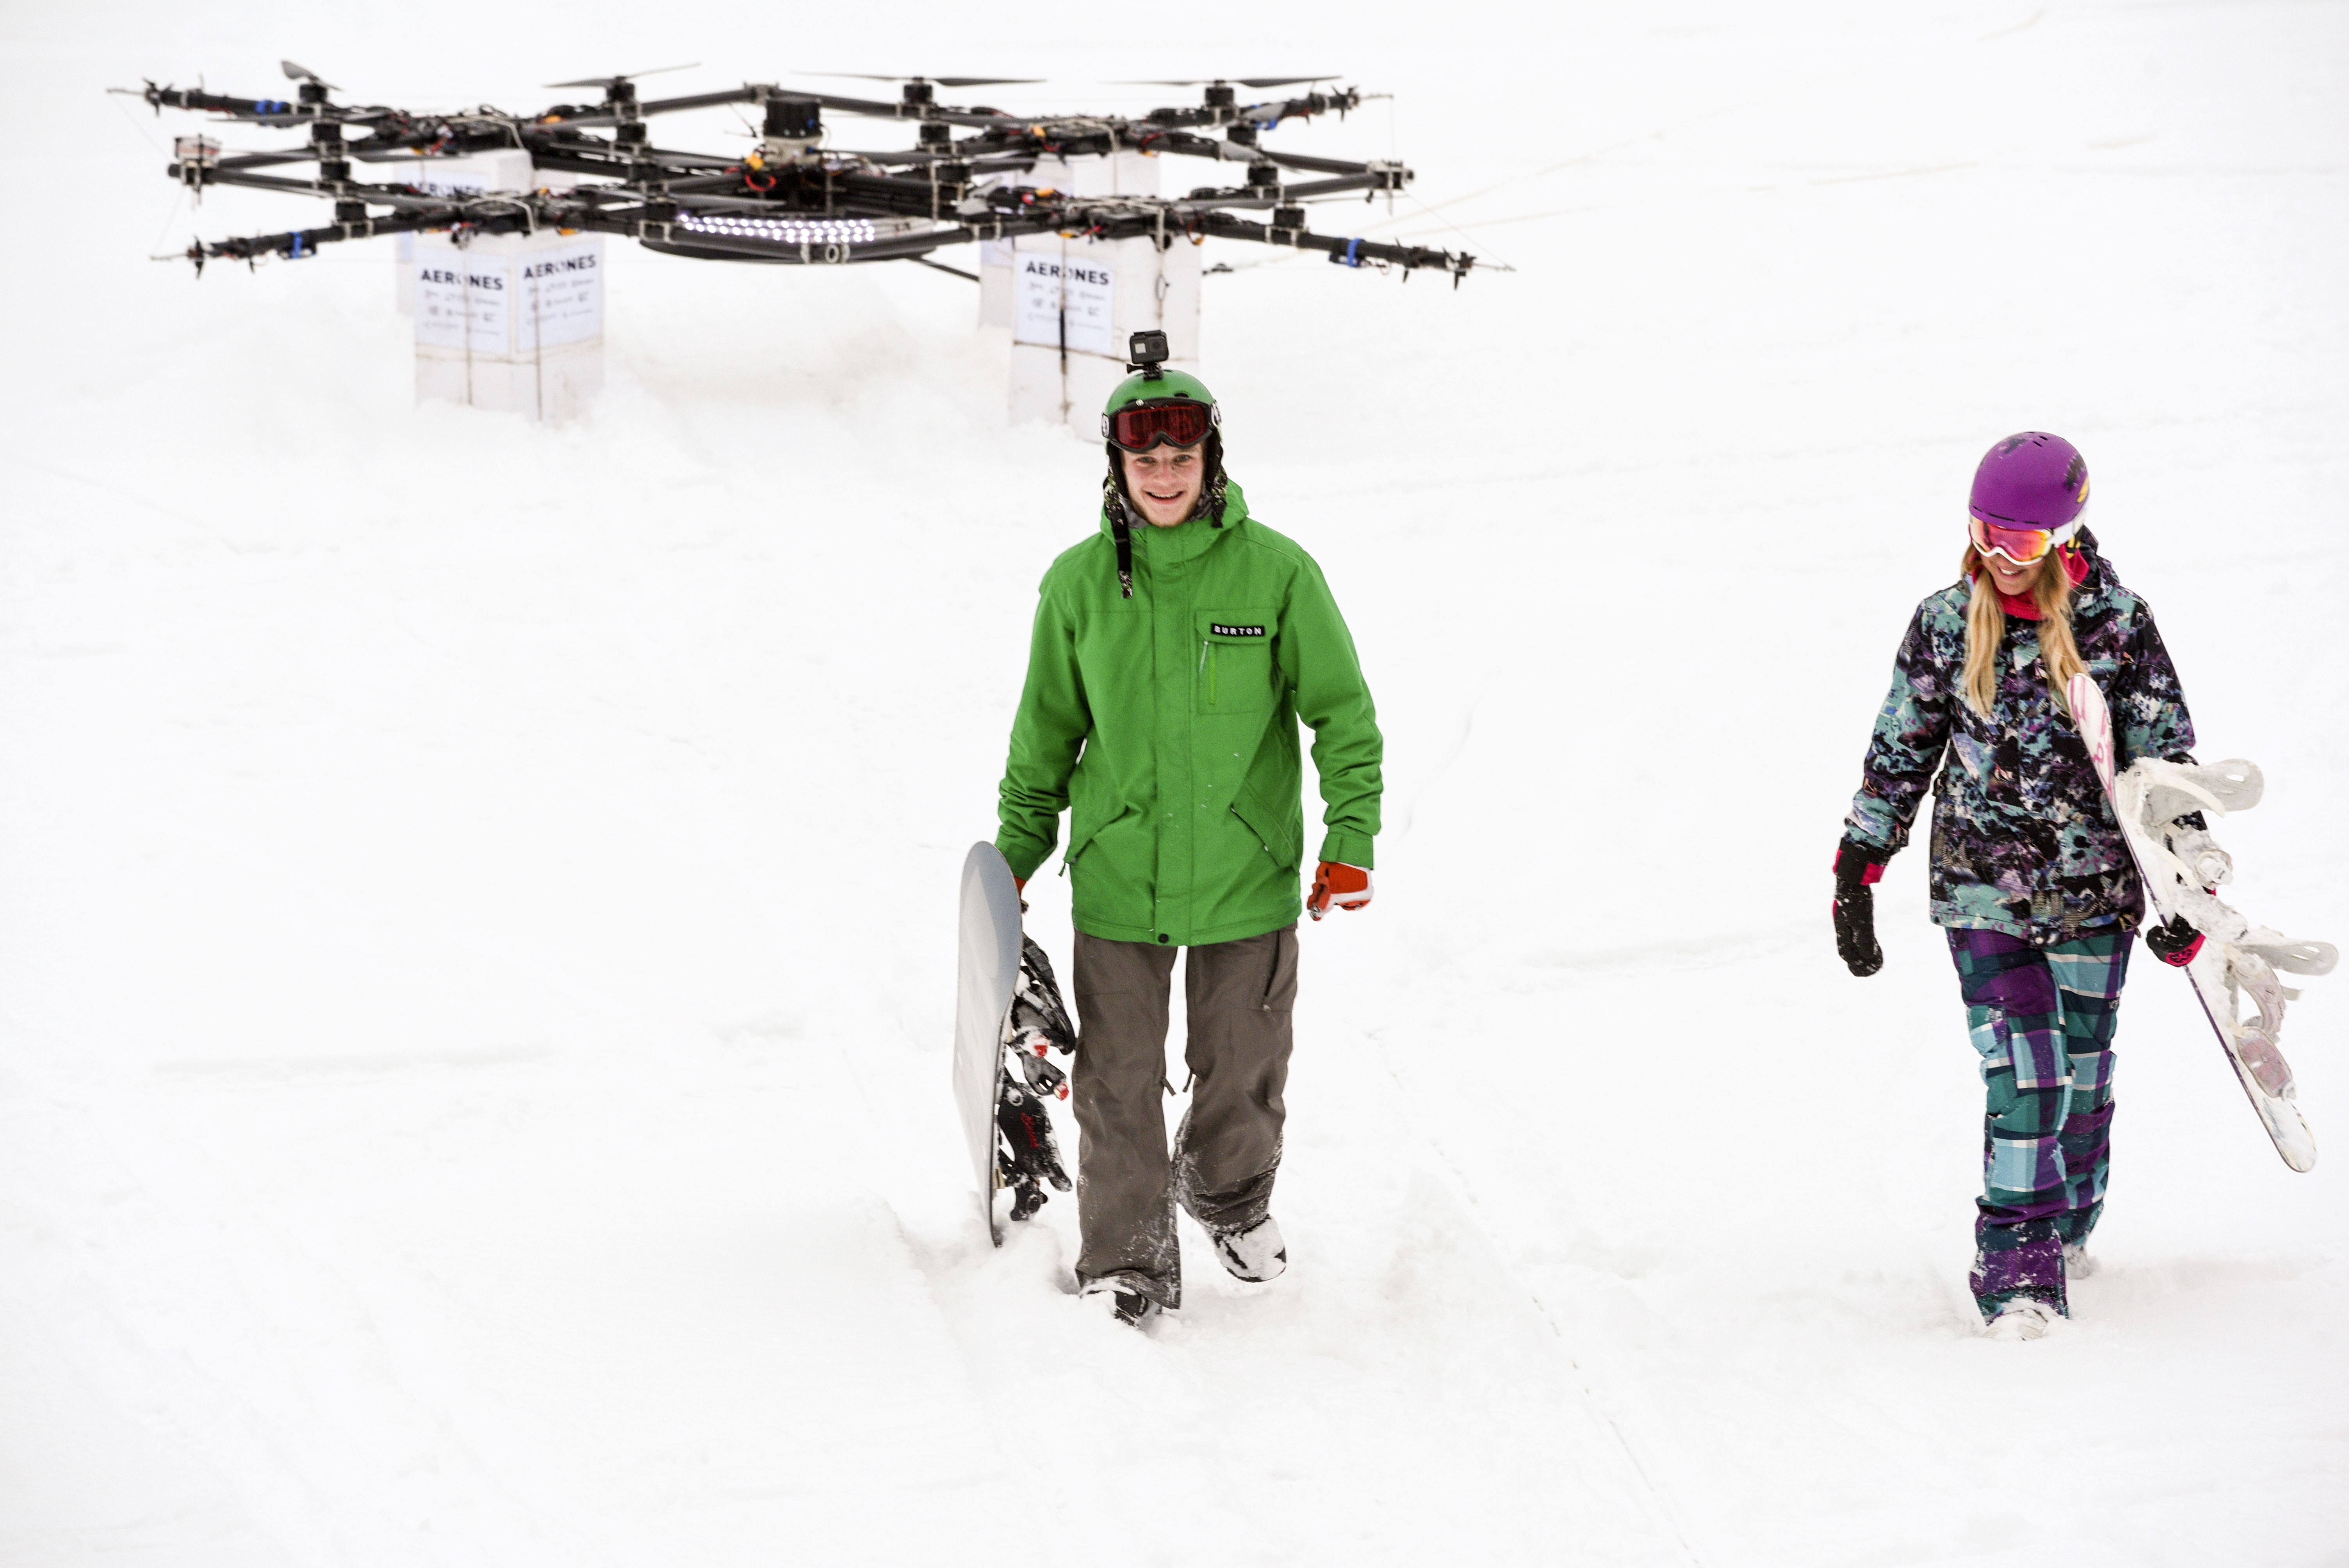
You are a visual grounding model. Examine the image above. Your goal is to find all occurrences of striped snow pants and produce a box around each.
[1948,927,2133,1319]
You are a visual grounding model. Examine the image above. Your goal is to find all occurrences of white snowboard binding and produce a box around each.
[2118,756,2337,1111]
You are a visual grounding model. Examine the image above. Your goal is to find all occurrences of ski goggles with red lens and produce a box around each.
[1103,398,1218,452]
[1968,512,2082,567]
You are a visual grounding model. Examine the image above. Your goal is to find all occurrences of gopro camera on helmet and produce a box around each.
[1126,330,1170,378]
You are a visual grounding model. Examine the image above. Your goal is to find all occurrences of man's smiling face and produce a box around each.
[1121,443,1206,527]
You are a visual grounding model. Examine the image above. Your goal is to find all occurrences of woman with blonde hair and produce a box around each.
[1832,433,2199,1339]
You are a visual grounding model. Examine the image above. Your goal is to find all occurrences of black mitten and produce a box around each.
[1833,843,1885,978]
[2144,912,2205,968]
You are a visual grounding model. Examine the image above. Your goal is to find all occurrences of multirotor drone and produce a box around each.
[121,62,1489,285]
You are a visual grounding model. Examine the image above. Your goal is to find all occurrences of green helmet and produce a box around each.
[1103,366,1216,417]
[1098,332,1228,602]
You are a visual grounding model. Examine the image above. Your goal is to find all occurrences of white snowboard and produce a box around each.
[2068,674,2330,1172]
[953,842,1023,1243]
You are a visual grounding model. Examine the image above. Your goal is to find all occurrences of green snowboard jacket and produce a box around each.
[996,482,1383,948]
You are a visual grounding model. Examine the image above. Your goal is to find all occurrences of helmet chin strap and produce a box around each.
[1103,476,1136,600]
[1195,467,1228,524]
[1196,433,1228,524]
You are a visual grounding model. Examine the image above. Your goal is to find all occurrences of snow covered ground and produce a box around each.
[4,2,2347,1563]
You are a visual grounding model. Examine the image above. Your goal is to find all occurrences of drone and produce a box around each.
[119,62,1492,286]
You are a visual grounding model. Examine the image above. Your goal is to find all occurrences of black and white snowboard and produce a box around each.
[2069,674,2335,1171]
[953,843,1076,1244]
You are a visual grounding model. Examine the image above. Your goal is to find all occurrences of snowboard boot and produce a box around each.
[1208,1215,1287,1283]
[1984,1299,2060,1341]
[1082,1280,1159,1329]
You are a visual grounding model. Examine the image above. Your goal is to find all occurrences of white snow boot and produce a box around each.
[2062,1243,2098,1279]
[1209,1215,1287,1283]
[1985,1299,2060,1341]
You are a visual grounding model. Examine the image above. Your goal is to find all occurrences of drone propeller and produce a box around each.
[280,61,338,89]
[805,73,1043,88]
[1113,77,1337,89]
[544,64,700,90]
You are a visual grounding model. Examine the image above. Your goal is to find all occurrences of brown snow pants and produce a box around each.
[1069,924,1299,1310]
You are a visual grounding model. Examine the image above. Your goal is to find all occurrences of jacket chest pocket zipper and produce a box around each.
[1196,615,1272,715]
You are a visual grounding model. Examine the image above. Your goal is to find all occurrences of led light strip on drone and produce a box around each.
[675,212,881,244]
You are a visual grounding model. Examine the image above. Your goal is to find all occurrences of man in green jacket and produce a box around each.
[996,333,1383,1327]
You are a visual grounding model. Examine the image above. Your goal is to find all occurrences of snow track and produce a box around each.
[6,2,2349,1563]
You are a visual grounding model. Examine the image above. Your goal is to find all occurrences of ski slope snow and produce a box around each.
[4,2,2346,1564]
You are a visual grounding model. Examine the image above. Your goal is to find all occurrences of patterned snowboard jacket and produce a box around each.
[1843,532,2195,944]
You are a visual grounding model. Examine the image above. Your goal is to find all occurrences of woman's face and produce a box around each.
[1982,548,2046,598]
[1121,442,1206,527]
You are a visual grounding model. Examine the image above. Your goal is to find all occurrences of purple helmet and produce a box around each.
[1969,431,2090,531]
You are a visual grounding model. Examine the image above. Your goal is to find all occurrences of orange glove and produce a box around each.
[1307,862,1372,920]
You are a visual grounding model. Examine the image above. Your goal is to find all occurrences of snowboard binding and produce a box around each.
[1005,937,1079,1061]
[2121,755,2339,1099]
[1002,935,1078,1103]
[995,1079,1070,1222]
[993,935,1081,1222]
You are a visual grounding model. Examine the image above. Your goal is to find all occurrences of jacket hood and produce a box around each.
[1098,478,1252,598]
[2072,527,2115,599]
